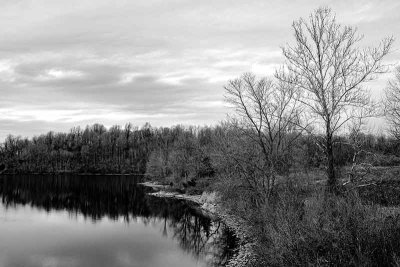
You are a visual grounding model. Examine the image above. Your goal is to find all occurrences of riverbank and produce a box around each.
[140,182,256,267]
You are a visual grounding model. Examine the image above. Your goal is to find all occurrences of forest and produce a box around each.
[2,7,400,267]
[2,123,399,177]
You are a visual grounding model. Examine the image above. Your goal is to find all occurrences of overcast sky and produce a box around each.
[0,0,399,139]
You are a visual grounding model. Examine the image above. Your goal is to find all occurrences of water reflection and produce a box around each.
[0,175,237,267]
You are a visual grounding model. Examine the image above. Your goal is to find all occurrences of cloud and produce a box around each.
[36,69,85,82]
[0,0,398,139]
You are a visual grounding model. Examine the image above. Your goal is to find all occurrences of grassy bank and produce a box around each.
[144,166,400,266]
[214,168,400,267]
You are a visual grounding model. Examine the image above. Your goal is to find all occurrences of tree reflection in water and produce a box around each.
[0,175,237,266]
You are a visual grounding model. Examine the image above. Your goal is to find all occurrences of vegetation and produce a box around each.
[277,7,393,191]
[224,73,301,201]
[0,123,154,174]
[215,7,400,267]
[1,6,400,267]
[385,66,400,141]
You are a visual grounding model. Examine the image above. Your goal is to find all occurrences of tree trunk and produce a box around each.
[326,133,337,193]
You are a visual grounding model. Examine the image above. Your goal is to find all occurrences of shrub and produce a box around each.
[219,179,400,267]
[367,153,400,167]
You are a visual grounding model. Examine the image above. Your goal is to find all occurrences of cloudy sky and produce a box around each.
[0,0,399,139]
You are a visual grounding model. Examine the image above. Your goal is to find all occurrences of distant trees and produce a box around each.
[0,124,155,174]
[385,66,400,141]
[146,150,167,179]
[277,7,393,191]
[0,121,398,183]
[168,133,198,183]
[145,125,217,187]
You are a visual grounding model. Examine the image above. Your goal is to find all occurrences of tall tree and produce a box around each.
[277,7,393,191]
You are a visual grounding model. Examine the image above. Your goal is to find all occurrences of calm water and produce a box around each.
[0,175,237,267]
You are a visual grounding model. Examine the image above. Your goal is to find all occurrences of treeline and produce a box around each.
[148,125,400,180]
[0,123,154,174]
[0,123,219,176]
[2,121,399,178]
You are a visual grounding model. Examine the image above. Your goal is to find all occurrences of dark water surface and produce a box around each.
[0,175,237,267]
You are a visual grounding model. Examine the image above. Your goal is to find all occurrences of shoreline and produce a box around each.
[140,182,256,267]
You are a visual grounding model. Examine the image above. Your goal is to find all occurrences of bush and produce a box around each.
[219,180,400,267]
[367,153,400,167]
[358,179,400,206]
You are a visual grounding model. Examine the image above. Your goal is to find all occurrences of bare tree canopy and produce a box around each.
[276,7,394,191]
[224,73,301,200]
[385,66,400,141]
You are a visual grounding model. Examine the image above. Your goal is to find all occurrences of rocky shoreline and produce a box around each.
[139,182,257,267]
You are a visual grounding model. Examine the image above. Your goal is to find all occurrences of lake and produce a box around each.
[0,175,237,267]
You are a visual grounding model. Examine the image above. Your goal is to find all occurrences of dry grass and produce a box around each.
[218,170,400,267]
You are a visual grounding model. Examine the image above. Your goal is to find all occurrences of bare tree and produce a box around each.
[224,73,301,201]
[344,115,375,187]
[276,7,393,191]
[385,66,400,141]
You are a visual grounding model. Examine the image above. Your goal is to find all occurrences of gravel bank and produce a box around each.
[140,182,256,267]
